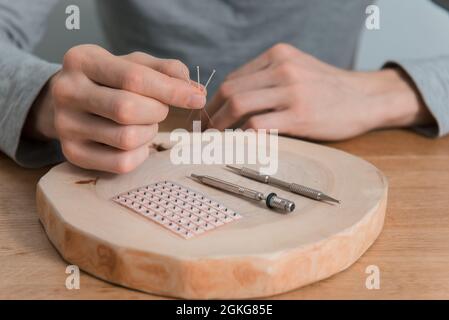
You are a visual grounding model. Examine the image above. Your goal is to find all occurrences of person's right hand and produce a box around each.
[28,45,206,173]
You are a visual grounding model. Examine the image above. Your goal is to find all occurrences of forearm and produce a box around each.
[352,68,434,132]
[0,0,64,167]
[383,57,449,137]
[208,43,444,141]
[0,41,62,164]
[23,72,59,141]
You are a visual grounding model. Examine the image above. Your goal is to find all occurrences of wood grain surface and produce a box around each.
[35,133,387,299]
[1,129,449,299]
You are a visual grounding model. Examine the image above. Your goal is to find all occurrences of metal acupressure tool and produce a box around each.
[190,174,295,213]
[226,165,340,204]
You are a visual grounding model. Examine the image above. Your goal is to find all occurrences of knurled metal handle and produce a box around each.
[266,194,295,213]
[289,183,322,200]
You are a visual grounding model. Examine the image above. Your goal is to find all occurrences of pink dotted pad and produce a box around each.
[112,181,242,239]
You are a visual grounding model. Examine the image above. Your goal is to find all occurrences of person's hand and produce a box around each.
[26,45,206,173]
[207,43,433,140]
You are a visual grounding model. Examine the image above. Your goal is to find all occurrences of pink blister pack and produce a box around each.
[112,181,242,239]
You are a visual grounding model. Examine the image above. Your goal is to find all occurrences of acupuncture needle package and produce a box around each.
[112,181,242,239]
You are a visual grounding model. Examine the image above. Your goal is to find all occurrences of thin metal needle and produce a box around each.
[183,66,195,127]
[197,66,202,123]
[201,109,214,126]
[186,66,216,128]
[204,69,216,89]
[196,66,200,89]
[201,69,216,127]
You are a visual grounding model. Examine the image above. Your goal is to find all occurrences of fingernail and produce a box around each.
[189,94,206,109]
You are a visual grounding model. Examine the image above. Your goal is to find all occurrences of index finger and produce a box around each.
[79,48,206,109]
[121,53,207,94]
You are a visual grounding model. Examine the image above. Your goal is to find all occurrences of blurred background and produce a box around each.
[34,0,449,70]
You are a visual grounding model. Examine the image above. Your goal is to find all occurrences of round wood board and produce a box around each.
[36,133,387,299]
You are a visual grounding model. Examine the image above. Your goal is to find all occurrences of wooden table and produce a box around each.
[1,129,449,299]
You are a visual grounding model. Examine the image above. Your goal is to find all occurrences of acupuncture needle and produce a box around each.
[185,66,216,127]
[201,69,216,126]
[204,69,216,90]
[196,66,201,89]
[186,66,203,124]
[226,165,340,204]
[182,67,197,126]
[184,66,200,126]
[196,66,202,123]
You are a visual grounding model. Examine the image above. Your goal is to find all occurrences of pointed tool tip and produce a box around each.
[190,173,201,180]
[322,195,340,204]
[226,165,241,171]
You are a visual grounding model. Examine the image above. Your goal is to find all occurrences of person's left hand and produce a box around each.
[206,43,433,141]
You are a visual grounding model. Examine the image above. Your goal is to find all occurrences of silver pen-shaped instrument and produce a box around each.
[190,174,295,213]
[226,165,340,204]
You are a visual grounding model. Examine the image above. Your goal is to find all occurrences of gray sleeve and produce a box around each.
[0,0,64,168]
[384,0,449,138]
[384,56,449,137]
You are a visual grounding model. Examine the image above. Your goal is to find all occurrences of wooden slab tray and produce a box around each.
[36,133,387,299]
